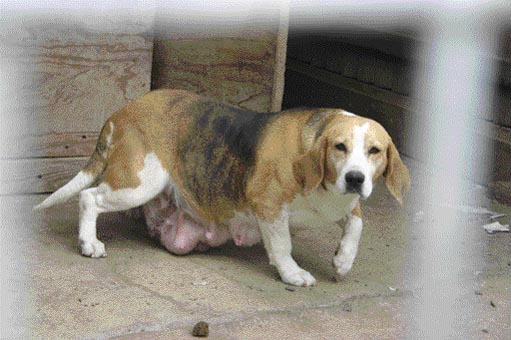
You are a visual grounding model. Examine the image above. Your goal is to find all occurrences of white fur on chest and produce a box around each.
[288,185,359,227]
[226,185,359,231]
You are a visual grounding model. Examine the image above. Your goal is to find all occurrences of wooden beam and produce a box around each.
[286,58,413,112]
[4,132,98,159]
[1,157,88,195]
[492,181,511,204]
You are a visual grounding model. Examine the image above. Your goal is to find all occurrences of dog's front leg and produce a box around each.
[333,202,363,279]
[257,209,316,287]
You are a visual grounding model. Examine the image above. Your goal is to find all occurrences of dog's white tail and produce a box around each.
[33,171,95,210]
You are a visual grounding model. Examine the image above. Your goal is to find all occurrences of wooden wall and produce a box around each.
[490,30,511,203]
[1,16,154,194]
[151,24,288,112]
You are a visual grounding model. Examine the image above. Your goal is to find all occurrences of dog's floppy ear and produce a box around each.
[384,140,410,205]
[293,138,328,193]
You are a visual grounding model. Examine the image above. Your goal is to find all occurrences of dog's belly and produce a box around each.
[143,190,261,253]
[143,191,211,254]
[225,212,261,247]
[143,186,358,254]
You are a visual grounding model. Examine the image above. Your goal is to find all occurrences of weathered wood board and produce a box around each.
[0,15,154,195]
[286,34,413,96]
[1,158,88,195]
[1,16,154,160]
[151,17,288,113]
[7,132,98,159]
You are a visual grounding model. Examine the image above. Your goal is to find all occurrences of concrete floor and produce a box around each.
[3,161,511,340]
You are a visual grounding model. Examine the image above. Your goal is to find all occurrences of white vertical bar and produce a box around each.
[405,13,498,340]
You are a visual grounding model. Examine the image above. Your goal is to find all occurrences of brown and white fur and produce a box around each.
[34,89,410,287]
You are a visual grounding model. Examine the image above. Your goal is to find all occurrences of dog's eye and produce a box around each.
[369,147,381,154]
[335,143,346,152]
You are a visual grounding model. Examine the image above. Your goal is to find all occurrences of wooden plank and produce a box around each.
[500,30,511,61]
[498,30,511,87]
[270,6,289,113]
[152,34,279,112]
[3,132,98,159]
[287,57,511,142]
[286,58,413,111]
[1,157,88,195]
[480,122,511,186]
[286,58,509,144]
[2,17,153,157]
[287,28,511,93]
[356,53,394,90]
[287,35,411,95]
[498,61,511,87]
[494,85,511,128]
[492,181,511,204]
[151,4,289,113]
[296,27,419,61]
[33,26,153,134]
[480,119,511,148]
[497,30,511,86]
[286,35,314,64]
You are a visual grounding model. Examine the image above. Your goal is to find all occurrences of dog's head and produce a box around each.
[294,111,410,204]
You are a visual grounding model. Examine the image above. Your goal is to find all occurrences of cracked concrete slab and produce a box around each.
[117,295,406,340]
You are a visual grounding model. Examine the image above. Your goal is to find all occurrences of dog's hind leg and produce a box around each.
[79,187,107,258]
[79,152,170,258]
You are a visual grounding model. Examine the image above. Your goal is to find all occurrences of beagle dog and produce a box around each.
[35,89,410,287]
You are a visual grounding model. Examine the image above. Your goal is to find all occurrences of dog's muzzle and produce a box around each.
[345,170,365,195]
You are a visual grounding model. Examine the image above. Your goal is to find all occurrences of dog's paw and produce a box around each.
[281,269,317,287]
[80,239,107,258]
[332,253,355,279]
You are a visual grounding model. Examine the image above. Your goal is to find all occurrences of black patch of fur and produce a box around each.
[197,107,212,129]
[193,101,277,168]
[307,110,336,142]
[177,99,277,213]
[218,106,276,166]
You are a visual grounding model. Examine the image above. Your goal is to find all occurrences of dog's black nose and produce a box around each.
[345,171,365,190]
